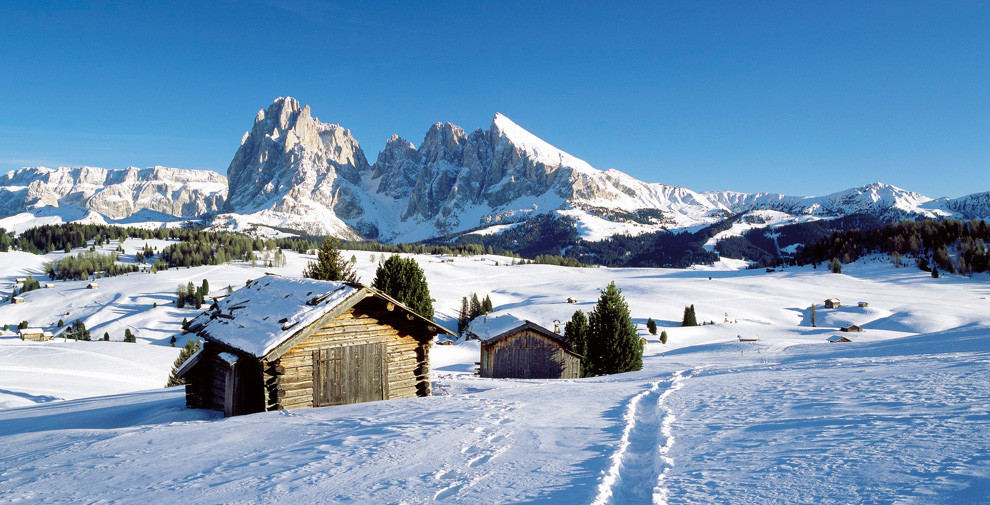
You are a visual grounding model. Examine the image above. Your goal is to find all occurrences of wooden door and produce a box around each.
[313,342,388,407]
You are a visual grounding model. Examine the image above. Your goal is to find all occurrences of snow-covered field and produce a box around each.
[0,245,988,503]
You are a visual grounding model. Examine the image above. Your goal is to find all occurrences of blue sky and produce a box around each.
[1,1,987,197]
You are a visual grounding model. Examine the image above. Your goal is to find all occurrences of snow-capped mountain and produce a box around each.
[0,166,227,220]
[4,97,989,242]
[217,97,990,242]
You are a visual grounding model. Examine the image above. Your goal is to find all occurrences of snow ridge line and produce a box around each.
[590,369,691,505]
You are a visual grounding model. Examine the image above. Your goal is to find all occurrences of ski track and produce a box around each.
[592,369,694,505]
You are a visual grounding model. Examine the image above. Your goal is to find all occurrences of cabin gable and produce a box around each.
[480,328,581,379]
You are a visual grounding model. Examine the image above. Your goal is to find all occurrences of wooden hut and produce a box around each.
[177,275,453,417]
[19,328,52,341]
[737,334,760,342]
[824,298,841,309]
[858,301,869,308]
[87,282,100,289]
[840,324,863,333]
[12,296,25,304]
[828,335,852,343]
[470,315,581,379]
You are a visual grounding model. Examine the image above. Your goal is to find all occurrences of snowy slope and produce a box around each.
[0,246,989,502]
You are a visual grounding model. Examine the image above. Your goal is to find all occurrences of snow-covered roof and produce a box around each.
[188,275,453,359]
[175,348,203,378]
[828,335,851,342]
[217,352,239,365]
[18,327,44,335]
[189,276,361,358]
[468,314,573,351]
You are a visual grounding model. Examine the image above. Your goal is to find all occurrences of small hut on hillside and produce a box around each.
[840,324,863,333]
[87,283,99,290]
[824,298,841,309]
[177,275,453,417]
[469,315,581,379]
[19,328,52,341]
[737,334,760,342]
[12,296,25,304]
[828,335,852,343]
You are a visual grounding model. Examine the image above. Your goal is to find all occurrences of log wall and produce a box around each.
[480,329,580,379]
[263,300,431,412]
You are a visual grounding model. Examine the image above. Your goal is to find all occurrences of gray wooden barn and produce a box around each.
[177,275,453,417]
[470,315,581,379]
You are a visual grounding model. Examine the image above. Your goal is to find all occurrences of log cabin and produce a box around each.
[18,328,52,341]
[824,298,841,309]
[470,315,581,379]
[828,335,852,343]
[177,275,453,417]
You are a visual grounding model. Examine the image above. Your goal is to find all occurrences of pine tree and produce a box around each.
[166,338,202,387]
[103,332,109,341]
[586,282,642,376]
[681,305,698,327]
[564,310,590,377]
[371,255,434,319]
[932,266,939,278]
[646,317,657,335]
[124,328,136,343]
[57,318,64,327]
[482,294,494,314]
[470,293,482,319]
[660,330,668,344]
[457,296,470,336]
[303,237,359,283]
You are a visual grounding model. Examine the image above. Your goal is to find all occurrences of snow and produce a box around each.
[189,276,359,357]
[467,313,529,342]
[0,247,989,502]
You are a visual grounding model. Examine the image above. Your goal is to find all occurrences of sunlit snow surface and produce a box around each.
[0,248,988,503]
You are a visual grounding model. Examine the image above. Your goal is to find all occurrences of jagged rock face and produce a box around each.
[222,97,373,237]
[218,97,989,242]
[0,166,227,219]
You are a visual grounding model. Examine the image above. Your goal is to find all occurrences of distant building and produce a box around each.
[87,283,99,289]
[824,298,841,309]
[470,315,581,379]
[858,301,869,308]
[828,335,852,343]
[737,334,760,342]
[840,325,863,333]
[44,283,55,289]
[12,296,25,304]
[566,297,578,304]
[19,328,52,341]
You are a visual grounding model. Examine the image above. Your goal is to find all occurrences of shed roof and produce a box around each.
[468,314,575,350]
[827,335,851,342]
[187,275,453,359]
[18,327,44,335]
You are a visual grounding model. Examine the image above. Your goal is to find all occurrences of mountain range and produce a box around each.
[3,96,989,249]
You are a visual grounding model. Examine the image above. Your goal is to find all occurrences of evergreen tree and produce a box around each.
[169,335,177,347]
[932,266,939,278]
[57,318,64,327]
[166,338,202,387]
[482,294,494,314]
[660,330,668,344]
[681,305,698,327]
[18,320,28,330]
[103,332,109,341]
[303,237,359,283]
[457,296,470,336]
[564,310,590,377]
[468,293,481,319]
[66,320,91,341]
[646,317,657,335]
[371,255,434,319]
[124,328,136,343]
[586,282,643,375]
[176,284,187,308]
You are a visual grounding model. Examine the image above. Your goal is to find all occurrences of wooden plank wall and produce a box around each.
[481,329,580,379]
[263,302,431,412]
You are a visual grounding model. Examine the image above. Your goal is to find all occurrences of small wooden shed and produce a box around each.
[12,296,25,304]
[19,328,52,341]
[840,324,863,333]
[824,298,841,309]
[858,301,869,308]
[177,275,453,417]
[828,335,852,343]
[87,283,100,289]
[737,334,760,342]
[470,315,581,379]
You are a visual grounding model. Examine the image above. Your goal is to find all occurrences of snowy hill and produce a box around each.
[0,247,988,502]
